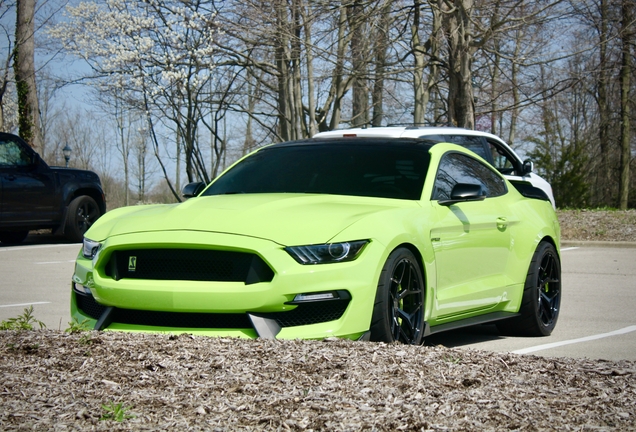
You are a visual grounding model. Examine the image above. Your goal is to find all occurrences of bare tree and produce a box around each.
[49,0,222,199]
[14,0,43,150]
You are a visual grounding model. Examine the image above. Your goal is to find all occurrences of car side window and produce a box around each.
[486,139,517,175]
[0,139,31,167]
[432,152,507,200]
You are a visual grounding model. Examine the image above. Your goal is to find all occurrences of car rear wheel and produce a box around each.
[497,241,561,336]
[65,196,100,243]
[0,230,29,244]
[370,248,425,344]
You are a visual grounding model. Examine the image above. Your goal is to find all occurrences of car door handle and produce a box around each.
[496,217,508,230]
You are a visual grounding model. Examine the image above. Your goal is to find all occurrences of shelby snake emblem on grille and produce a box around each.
[128,256,137,272]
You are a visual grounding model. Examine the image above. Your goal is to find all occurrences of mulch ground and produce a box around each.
[1,331,635,431]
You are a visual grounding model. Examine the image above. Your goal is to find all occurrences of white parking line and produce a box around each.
[512,325,636,355]
[35,260,76,265]
[0,302,51,308]
[0,243,80,252]
[560,247,578,252]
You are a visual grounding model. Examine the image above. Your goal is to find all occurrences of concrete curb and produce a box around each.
[561,240,636,249]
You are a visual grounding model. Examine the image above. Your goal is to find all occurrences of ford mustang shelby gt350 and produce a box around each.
[71,138,561,344]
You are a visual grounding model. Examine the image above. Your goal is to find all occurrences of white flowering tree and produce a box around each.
[49,0,220,199]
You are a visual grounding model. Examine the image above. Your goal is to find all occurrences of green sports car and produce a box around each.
[71,138,561,344]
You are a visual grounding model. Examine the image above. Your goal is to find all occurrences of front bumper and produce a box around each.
[71,230,383,340]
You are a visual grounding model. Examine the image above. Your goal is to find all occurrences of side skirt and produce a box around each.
[424,311,520,337]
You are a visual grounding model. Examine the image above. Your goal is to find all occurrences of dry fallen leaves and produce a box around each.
[559,209,636,243]
[1,330,635,431]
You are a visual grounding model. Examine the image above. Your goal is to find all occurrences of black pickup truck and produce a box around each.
[0,132,106,244]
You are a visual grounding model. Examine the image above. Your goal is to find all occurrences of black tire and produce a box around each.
[497,241,561,337]
[0,230,29,244]
[65,196,101,243]
[370,247,425,344]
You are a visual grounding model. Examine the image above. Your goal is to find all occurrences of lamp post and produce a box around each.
[62,144,72,167]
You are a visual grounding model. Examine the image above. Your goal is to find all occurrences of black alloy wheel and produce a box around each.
[65,196,101,242]
[370,248,425,344]
[497,241,561,336]
[536,247,561,328]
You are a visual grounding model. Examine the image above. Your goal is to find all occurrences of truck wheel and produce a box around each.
[65,196,100,243]
[0,230,29,244]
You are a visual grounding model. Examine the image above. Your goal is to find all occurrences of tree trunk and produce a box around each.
[324,6,349,131]
[372,0,391,127]
[618,0,632,210]
[347,0,369,127]
[597,0,612,206]
[14,0,43,151]
[275,1,292,141]
[302,3,317,136]
[508,27,522,146]
[412,0,427,125]
[441,0,474,129]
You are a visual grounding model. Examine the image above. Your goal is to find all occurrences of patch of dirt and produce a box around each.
[1,331,635,431]
[558,209,636,242]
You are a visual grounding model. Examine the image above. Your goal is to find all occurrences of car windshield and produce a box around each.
[202,140,431,200]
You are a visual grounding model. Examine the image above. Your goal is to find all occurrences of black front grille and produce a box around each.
[104,249,274,284]
[267,301,349,327]
[75,287,108,319]
[74,287,349,330]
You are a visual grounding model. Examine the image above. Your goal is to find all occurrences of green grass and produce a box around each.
[100,401,135,422]
[0,306,46,331]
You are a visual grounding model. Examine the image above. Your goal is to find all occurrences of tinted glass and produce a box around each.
[432,152,507,200]
[203,141,431,200]
[420,134,489,160]
[486,139,517,175]
[0,139,31,167]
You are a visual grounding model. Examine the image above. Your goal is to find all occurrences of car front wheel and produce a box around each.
[370,247,425,344]
[497,241,561,336]
[65,196,101,243]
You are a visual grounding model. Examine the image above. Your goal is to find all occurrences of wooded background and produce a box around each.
[1,0,635,209]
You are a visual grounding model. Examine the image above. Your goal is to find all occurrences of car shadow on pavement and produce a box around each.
[0,230,80,248]
[424,324,504,348]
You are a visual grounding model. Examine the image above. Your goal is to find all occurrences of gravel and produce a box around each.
[1,210,635,431]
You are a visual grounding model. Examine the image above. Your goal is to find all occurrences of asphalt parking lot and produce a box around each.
[1,235,635,361]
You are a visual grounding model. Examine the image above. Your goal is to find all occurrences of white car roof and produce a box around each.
[314,126,505,142]
[313,126,519,162]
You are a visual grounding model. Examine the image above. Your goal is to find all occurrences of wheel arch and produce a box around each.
[539,235,560,257]
[393,242,426,282]
[70,187,107,215]
[388,242,435,322]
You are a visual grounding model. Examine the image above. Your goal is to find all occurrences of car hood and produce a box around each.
[89,193,412,245]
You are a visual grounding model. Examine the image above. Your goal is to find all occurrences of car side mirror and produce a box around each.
[522,159,533,175]
[438,183,486,206]
[182,181,206,199]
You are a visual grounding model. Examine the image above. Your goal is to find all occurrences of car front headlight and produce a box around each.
[285,240,368,265]
[82,237,102,259]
